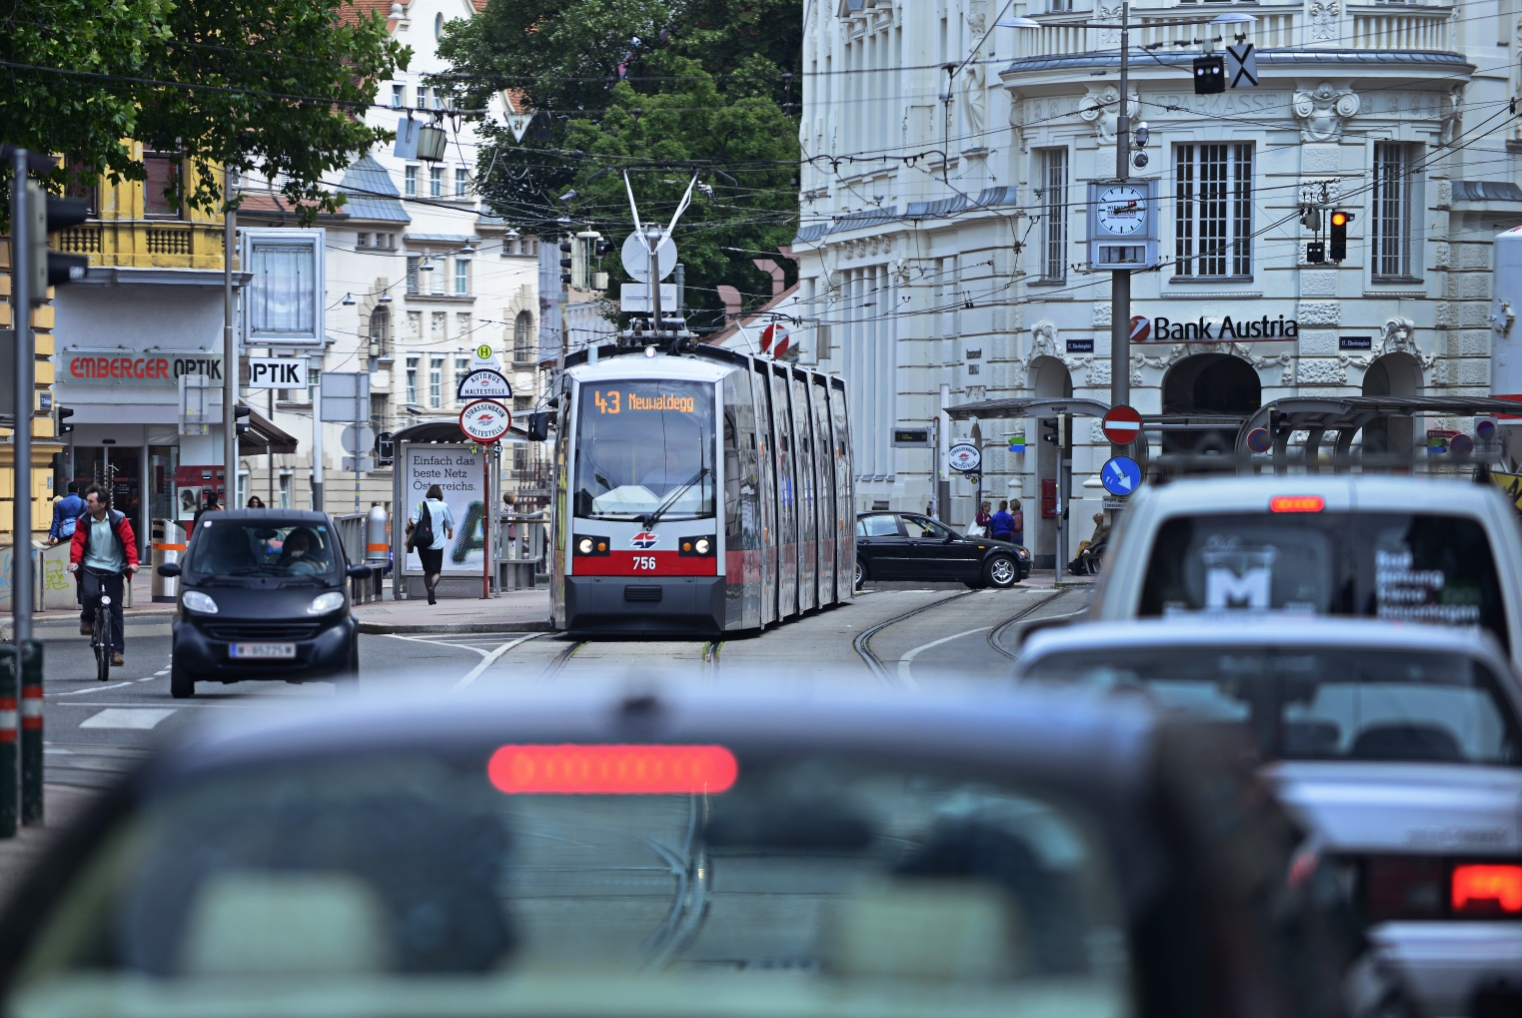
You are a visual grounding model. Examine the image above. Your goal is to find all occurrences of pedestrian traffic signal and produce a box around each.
[233,404,251,437]
[1193,56,1225,95]
[376,431,394,464]
[1041,418,1059,445]
[1329,210,1350,262]
[54,406,73,435]
[1307,241,1325,264]
[23,185,89,300]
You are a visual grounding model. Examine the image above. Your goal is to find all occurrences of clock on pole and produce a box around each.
[1087,179,1159,270]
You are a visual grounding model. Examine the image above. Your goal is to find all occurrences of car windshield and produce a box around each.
[574,380,716,521]
[186,521,340,578]
[1138,512,1509,648]
[11,748,1130,1018]
[1022,647,1522,766]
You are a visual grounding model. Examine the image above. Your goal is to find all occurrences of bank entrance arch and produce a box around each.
[1161,354,1261,453]
[1361,353,1422,455]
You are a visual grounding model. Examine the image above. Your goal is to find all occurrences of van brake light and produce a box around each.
[487,744,739,794]
[1270,496,1325,513]
[1452,864,1522,915]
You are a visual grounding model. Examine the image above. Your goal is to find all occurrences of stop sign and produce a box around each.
[1102,404,1142,445]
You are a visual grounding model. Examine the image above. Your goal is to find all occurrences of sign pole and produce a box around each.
[12,148,34,648]
[482,446,490,599]
[1109,2,1132,455]
[311,357,324,512]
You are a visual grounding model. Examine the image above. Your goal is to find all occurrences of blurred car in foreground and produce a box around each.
[0,686,1389,1018]
[1088,475,1522,666]
[159,510,372,698]
[1015,617,1522,1018]
[855,511,1031,588]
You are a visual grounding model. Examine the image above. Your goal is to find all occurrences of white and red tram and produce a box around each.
[550,345,854,635]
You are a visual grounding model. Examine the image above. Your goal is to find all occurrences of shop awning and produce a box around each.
[238,405,299,456]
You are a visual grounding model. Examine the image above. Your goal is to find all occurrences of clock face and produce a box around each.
[1097,186,1147,236]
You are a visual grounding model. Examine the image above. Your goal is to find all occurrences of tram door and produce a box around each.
[791,371,817,612]
[830,378,854,600]
[722,370,761,630]
[771,365,799,618]
[752,361,779,626]
[811,375,836,606]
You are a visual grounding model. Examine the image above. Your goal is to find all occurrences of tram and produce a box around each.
[549,344,854,636]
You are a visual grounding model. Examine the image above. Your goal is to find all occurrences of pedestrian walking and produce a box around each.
[246,495,266,509]
[48,481,85,546]
[407,484,455,605]
[192,492,222,530]
[990,500,1014,541]
[1009,498,1025,547]
[67,484,139,667]
[968,500,991,537]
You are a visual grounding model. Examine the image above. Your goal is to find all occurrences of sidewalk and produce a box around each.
[352,589,553,634]
[1022,569,1097,589]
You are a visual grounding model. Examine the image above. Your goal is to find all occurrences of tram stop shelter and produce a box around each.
[388,419,517,600]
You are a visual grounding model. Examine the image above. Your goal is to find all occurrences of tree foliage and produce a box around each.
[438,0,801,328]
[0,0,408,219]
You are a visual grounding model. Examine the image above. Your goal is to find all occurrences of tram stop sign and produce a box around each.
[1101,405,1142,445]
[459,399,512,444]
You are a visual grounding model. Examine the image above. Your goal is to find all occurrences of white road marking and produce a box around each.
[54,681,134,696]
[384,633,493,657]
[137,676,156,682]
[455,633,546,690]
[897,626,993,685]
[80,708,178,729]
[155,669,170,676]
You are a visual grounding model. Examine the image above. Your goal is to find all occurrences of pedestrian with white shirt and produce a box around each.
[66,484,140,667]
[406,484,455,605]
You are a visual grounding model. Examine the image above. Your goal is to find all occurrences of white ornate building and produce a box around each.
[775,0,1522,565]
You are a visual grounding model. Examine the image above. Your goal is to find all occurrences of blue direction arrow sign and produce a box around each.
[1100,456,1142,496]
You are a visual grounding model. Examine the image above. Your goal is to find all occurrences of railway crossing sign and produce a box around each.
[459,400,512,444]
[1225,43,1258,88]
[1100,456,1142,496]
[1101,405,1142,445]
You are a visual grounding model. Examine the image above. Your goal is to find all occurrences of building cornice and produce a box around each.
[1001,47,1472,78]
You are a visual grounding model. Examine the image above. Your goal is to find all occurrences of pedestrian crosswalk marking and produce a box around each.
[80,708,177,730]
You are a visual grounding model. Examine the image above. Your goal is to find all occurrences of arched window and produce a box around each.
[513,310,535,363]
[434,12,443,37]
[368,307,390,359]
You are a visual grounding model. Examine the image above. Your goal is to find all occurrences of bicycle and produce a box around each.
[89,591,112,682]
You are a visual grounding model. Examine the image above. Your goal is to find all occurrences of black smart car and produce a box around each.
[855,510,1032,589]
[157,509,371,698]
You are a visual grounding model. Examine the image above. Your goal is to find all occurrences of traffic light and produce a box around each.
[527,410,550,442]
[1329,210,1350,262]
[1193,56,1225,95]
[23,184,89,299]
[54,406,74,434]
[1042,416,1069,449]
[376,431,394,465]
[1307,242,1325,264]
[233,404,251,437]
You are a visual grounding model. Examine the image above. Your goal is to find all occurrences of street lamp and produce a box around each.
[341,292,356,306]
[995,15,1041,27]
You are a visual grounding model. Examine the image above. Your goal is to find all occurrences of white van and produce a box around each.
[1091,475,1522,664]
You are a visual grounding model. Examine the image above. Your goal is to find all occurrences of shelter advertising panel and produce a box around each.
[401,444,488,575]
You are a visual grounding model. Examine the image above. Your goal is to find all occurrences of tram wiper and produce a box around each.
[642,467,711,531]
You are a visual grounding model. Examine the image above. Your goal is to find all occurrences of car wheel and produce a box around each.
[984,554,1019,589]
[170,659,197,699]
[853,559,866,591]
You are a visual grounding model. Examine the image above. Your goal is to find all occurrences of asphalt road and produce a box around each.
[31,584,1091,790]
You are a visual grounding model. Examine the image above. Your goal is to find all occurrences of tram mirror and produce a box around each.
[527,411,550,441]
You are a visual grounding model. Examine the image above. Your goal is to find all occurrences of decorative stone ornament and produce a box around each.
[1292,83,1361,142]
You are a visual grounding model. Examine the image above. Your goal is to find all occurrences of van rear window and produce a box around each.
[1139,513,1507,648]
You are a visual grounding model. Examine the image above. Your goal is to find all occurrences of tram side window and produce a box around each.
[723,409,740,534]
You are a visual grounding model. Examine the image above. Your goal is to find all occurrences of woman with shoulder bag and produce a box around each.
[406,484,456,604]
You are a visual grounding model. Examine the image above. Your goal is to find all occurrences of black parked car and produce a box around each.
[157,510,371,698]
[855,511,1031,589]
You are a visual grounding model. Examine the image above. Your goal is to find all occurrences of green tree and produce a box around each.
[0,0,408,219]
[437,0,800,327]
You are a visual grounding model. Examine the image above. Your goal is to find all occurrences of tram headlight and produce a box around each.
[680,536,716,557]
[574,535,610,556]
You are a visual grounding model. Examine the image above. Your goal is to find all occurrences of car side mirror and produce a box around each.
[347,563,373,579]
[156,562,181,578]
[943,533,956,543]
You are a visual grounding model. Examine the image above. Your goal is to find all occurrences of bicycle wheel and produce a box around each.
[93,597,112,682]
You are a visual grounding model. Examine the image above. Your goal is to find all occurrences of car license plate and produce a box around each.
[230,643,296,660]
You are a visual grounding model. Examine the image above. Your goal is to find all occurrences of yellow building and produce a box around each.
[0,238,63,542]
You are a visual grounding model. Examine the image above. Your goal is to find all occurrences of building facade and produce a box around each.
[785,0,1521,566]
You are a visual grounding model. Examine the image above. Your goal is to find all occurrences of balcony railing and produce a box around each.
[58,226,101,254]
[146,226,193,256]
[1012,5,1452,59]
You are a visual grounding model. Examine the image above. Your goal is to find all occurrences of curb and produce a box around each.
[357,619,556,635]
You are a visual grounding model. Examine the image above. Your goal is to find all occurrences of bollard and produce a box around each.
[21,639,42,825]
[0,644,17,837]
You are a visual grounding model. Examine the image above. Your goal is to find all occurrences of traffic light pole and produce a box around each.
[1109,2,1131,421]
[11,148,33,645]
[223,173,237,510]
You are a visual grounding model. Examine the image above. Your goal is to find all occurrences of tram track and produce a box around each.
[987,590,1089,660]
[852,589,982,684]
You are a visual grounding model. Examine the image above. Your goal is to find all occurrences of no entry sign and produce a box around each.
[1101,404,1142,445]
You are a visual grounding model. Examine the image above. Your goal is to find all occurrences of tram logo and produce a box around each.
[631,531,660,549]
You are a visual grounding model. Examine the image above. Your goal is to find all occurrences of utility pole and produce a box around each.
[222,170,237,509]
[1109,2,1131,418]
[11,149,33,645]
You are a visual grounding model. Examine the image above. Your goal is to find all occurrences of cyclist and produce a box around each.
[66,484,139,667]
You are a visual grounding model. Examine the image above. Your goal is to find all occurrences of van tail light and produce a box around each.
[487,744,738,795]
[1270,495,1325,513]
[1453,865,1522,916]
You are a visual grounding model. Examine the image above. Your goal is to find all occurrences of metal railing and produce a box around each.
[332,512,384,604]
[500,511,547,589]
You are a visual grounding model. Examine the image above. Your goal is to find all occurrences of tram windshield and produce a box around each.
[575,379,716,520]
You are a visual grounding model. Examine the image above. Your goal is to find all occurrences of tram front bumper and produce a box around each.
[565,576,726,636]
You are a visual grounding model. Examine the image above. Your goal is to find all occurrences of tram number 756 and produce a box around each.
[632,555,658,571]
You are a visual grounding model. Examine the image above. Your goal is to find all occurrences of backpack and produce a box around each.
[408,500,435,551]
[58,512,77,539]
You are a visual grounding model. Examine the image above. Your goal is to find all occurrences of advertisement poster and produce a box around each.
[402,445,486,574]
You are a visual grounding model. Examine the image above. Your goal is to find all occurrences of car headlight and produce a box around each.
[182,590,218,614]
[307,591,346,615]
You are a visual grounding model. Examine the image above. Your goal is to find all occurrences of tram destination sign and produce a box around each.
[457,368,513,401]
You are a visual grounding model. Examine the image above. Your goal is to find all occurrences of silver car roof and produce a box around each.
[1125,473,1504,515]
